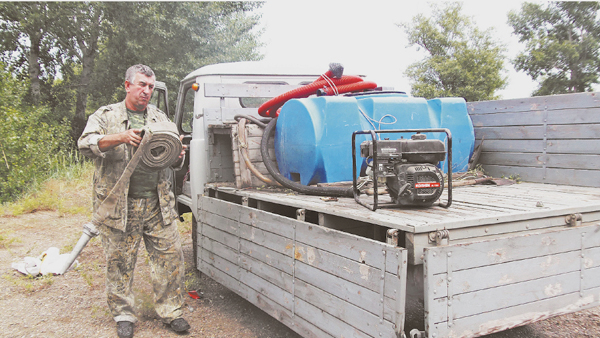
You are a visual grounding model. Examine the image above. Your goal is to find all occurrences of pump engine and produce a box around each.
[359,133,446,207]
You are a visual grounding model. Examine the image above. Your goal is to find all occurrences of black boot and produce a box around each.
[169,318,190,333]
[117,321,134,338]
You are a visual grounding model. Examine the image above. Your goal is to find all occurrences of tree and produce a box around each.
[1,2,263,141]
[508,2,600,96]
[52,2,114,140]
[400,2,507,101]
[88,2,263,115]
[0,63,72,202]
[0,2,62,105]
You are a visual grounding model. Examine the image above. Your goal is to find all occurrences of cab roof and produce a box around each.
[182,61,365,82]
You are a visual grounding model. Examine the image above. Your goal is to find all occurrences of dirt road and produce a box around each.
[1,210,599,338]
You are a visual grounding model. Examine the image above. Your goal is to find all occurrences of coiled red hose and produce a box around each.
[258,70,378,117]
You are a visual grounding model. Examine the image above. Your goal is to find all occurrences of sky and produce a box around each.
[255,0,541,100]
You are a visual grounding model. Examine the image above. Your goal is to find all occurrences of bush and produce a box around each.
[0,64,75,203]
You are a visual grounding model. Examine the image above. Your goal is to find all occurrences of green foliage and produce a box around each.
[88,2,263,115]
[1,2,263,140]
[0,64,75,203]
[401,2,507,101]
[508,2,600,96]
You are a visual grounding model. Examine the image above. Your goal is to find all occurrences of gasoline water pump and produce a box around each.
[352,129,453,211]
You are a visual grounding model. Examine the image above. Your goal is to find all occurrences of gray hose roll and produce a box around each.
[138,121,182,171]
[94,121,182,228]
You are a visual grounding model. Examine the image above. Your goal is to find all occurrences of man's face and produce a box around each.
[125,72,155,111]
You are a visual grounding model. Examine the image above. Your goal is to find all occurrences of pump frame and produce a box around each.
[352,128,453,211]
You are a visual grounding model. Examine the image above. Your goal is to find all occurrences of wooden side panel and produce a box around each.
[467,92,600,187]
[198,196,408,338]
[424,224,600,338]
[231,123,278,188]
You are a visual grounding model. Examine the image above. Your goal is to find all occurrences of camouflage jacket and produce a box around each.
[78,100,180,231]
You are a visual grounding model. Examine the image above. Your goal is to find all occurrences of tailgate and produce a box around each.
[423,223,600,338]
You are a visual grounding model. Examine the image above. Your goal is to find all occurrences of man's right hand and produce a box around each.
[98,129,143,152]
[121,129,143,147]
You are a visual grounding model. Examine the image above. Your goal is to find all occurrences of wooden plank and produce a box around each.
[295,260,382,316]
[294,220,404,275]
[583,265,600,290]
[545,168,600,187]
[470,111,544,127]
[204,83,301,98]
[429,286,600,338]
[240,239,294,275]
[202,219,238,250]
[240,268,294,312]
[543,91,600,110]
[201,246,239,281]
[479,151,545,167]
[468,96,547,115]
[238,204,297,239]
[430,271,582,321]
[239,221,294,257]
[294,280,397,338]
[480,164,545,182]
[474,125,545,140]
[201,259,334,338]
[294,297,372,338]
[476,139,544,153]
[547,108,600,124]
[546,154,600,170]
[424,226,600,275]
[240,250,294,294]
[546,139,600,154]
[547,123,600,139]
[479,151,600,170]
[201,235,238,266]
[202,196,240,222]
[244,284,335,338]
[430,250,583,299]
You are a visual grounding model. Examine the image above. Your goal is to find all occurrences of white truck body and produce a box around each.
[173,61,600,338]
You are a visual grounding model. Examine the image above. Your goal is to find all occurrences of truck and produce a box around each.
[169,61,600,338]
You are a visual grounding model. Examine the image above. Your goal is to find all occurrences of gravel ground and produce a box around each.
[1,210,599,338]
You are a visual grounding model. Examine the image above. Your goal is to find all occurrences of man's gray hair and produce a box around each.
[125,64,155,83]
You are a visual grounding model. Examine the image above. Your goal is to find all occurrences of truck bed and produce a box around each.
[202,181,600,265]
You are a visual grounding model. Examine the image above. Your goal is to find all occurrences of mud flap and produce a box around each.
[423,224,600,338]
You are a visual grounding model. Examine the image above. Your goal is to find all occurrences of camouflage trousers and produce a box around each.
[99,196,185,324]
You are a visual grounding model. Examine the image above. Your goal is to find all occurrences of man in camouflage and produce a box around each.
[78,64,190,338]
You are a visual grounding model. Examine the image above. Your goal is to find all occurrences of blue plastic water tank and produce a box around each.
[274,93,474,185]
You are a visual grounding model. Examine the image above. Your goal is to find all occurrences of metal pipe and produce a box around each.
[58,222,100,275]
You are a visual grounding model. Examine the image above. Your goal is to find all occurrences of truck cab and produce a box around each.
[173,61,328,218]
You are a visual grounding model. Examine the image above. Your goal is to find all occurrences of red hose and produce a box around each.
[258,71,377,117]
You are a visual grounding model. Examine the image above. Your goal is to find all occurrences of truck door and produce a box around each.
[150,81,170,119]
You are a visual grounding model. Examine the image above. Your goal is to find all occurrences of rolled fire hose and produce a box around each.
[58,121,182,274]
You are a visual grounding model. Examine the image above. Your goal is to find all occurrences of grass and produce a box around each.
[0,230,22,249]
[1,158,94,217]
[3,272,55,293]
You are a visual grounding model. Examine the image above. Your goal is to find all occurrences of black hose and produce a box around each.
[260,118,354,198]
[234,114,272,129]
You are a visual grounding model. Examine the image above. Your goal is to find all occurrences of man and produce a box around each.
[78,64,190,338]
